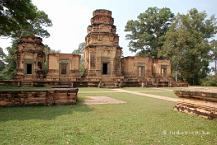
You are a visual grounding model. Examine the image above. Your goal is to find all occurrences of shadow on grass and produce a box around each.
[0,99,92,122]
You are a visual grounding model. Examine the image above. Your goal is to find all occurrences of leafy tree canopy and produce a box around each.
[162,8,217,85]
[0,47,5,71]
[72,42,85,55]
[0,0,52,80]
[125,7,174,58]
[72,42,86,76]
[0,0,52,38]
[0,39,18,79]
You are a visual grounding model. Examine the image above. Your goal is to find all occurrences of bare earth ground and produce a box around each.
[83,96,126,105]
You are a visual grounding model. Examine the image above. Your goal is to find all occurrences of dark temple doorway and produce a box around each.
[102,63,108,75]
[26,63,32,74]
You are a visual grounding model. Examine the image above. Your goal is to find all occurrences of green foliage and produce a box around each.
[211,40,217,72]
[201,74,217,86]
[72,42,85,75]
[162,8,217,85]
[0,39,18,80]
[0,0,52,80]
[0,47,5,71]
[125,7,174,58]
[72,42,85,54]
[0,0,52,38]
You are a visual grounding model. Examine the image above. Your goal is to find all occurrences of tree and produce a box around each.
[211,40,217,73]
[0,0,52,79]
[72,42,85,54]
[162,8,217,85]
[125,7,174,58]
[0,47,5,71]
[0,0,52,38]
[72,42,85,75]
[0,40,18,80]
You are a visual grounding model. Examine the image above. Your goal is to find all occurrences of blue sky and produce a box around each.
[1,0,217,56]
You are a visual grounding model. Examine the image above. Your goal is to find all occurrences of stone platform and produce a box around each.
[0,88,78,107]
[174,87,217,119]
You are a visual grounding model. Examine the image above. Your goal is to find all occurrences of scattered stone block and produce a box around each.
[174,88,217,119]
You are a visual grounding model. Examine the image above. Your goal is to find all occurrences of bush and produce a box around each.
[200,74,217,86]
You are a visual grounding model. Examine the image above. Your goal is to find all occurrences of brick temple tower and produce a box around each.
[84,9,123,85]
[16,36,45,81]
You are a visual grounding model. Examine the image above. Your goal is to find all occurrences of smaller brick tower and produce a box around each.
[16,36,45,81]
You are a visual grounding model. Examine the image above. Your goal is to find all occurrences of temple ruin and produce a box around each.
[83,9,123,86]
[14,9,183,87]
[16,36,45,81]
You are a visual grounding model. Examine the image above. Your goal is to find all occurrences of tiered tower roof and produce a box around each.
[85,9,119,47]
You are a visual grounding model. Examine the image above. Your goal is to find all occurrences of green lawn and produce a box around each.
[0,87,216,145]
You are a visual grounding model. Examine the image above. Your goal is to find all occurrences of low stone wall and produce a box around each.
[174,89,217,119]
[0,88,78,107]
[0,79,189,88]
[175,90,217,102]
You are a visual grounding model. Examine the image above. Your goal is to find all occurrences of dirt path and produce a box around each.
[112,89,217,109]
[112,89,178,102]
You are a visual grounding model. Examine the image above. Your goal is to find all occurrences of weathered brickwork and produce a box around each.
[14,9,179,87]
[84,9,123,85]
[0,88,78,107]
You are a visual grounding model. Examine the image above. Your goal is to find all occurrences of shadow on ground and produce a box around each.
[0,100,92,122]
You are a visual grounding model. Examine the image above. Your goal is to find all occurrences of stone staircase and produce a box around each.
[174,89,217,119]
[123,77,140,87]
[100,76,123,88]
[100,81,117,88]
[20,81,34,86]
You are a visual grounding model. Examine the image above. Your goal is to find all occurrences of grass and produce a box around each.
[0,87,216,145]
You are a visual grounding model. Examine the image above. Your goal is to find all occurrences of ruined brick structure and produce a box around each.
[174,89,217,119]
[83,9,123,86]
[16,36,81,83]
[121,56,172,86]
[16,36,45,81]
[83,9,172,87]
[15,9,175,87]
[46,53,80,81]
[0,88,78,106]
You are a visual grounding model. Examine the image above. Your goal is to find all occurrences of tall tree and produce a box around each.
[0,40,17,79]
[211,40,217,73]
[72,42,85,54]
[0,0,52,38]
[0,0,52,79]
[0,47,5,71]
[72,42,86,75]
[162,8,217,85]
[125,7,174,58]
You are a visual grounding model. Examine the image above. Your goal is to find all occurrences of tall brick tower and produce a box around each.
[84,9,123,85]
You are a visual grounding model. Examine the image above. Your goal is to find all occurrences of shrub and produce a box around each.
[200,74,217,86]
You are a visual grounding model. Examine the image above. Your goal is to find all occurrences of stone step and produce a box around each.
[100,81,119,88]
